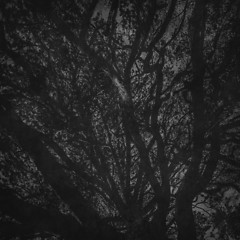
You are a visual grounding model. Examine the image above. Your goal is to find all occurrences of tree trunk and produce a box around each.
[138,217,169,240]
[175,192,196,240]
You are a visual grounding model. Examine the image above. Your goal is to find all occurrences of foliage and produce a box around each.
[0,0,240,239]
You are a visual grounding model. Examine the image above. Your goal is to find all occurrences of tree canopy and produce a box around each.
[0,0,240,239]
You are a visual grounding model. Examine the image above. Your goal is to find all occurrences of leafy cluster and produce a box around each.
[0,0,240,239]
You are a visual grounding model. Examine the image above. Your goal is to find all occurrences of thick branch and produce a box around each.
[0,113,123,240]
[0,188,85,240]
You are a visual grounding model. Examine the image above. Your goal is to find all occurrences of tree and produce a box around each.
[0,0,240,239]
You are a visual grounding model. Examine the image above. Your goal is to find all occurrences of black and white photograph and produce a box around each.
[0,0,240,239]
